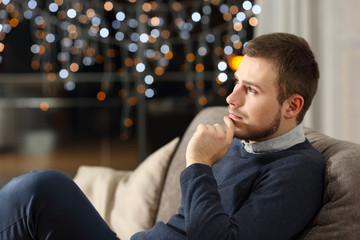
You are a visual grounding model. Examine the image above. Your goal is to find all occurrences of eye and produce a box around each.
[247,86,258,94]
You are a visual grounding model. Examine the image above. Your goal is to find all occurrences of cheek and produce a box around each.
[246,100,280,122]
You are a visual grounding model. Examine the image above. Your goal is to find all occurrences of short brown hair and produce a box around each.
[243,32,319,123]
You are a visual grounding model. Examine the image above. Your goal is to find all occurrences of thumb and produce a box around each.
[223,116,235,142]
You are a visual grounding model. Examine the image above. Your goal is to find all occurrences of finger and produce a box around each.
[197,123,206,130]
[223,116,235,140]
[213,123,224,134]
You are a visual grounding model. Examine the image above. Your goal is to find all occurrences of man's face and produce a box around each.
[226,55,284,142]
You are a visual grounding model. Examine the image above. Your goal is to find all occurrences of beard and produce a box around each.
[229,106,282,142]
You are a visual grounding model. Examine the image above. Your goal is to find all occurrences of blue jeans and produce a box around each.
[0,170,120,240]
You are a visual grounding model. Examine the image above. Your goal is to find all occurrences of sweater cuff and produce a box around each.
[180,163,214,183]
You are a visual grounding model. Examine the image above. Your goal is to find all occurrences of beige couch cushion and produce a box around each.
[74,137,179,240]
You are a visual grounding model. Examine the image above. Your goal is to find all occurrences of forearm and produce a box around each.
[180,164,237,240]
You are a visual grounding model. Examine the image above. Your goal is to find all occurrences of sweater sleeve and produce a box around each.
[180,157,324,240]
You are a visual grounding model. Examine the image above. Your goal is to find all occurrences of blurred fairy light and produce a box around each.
[217,61,227,71]
[0,0,260,137]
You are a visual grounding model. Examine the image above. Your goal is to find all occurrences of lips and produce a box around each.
[229,112,243,120]
[228,106,246,121]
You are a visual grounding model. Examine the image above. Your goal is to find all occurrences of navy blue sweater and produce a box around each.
[131,139,325,240]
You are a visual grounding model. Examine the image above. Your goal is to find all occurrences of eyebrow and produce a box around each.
[233,75,264,92]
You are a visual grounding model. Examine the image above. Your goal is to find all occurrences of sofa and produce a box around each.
[74,106,360,240]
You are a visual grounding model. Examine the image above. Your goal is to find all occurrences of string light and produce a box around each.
[0,0,259,137]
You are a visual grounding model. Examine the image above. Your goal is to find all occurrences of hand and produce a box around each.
[186,116,235,167]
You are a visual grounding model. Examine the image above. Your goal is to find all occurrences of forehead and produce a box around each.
[234,55,278,91]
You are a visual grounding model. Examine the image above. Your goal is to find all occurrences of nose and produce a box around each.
[226,86,243,108]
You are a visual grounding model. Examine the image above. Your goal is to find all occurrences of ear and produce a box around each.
[282,94,304,120]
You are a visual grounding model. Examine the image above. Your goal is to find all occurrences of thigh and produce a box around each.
[0,170,120,240]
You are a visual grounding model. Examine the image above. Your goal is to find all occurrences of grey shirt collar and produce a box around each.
[241,124,305,154]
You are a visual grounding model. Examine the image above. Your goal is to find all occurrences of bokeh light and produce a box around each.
[0,0,259,135]
[228,55,243,71]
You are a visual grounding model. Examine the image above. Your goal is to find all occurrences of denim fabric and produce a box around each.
[0,170,120,240]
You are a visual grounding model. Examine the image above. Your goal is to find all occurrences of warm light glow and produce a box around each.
[97,91,106,101]
[233,41,242,49]
[57,10,66,19]
[161,30,170,39]
[106,48,116,58]
[37,45,45,55]
[104,1,114,11]
[223,12,232,21]
[6,4,15,13]
[164,51,173,60]
[127,96,138,106]
[150,17,160,26]
[139,14,148,23]
[154,66,164,76]
[214,47,224,56]
[54,0,63,6]
[150,2,158,10]
[40,102,50,111]
[172,2,182,11]
[123,118,133,127]
[70,63,79,72]
[124,58,134,67]
[198,96,207,106]
[228,55,243,71]
[73,3,82,12]
[136,84,146,94]
[211,0,221,5]
[195,63,204,72]
[0,43,4,52]
[233,22,243,31]
[78,15,88,24]
[249,17,259,27]
[36,30,46,39]
[9,18,19,27]
[216,77,224,85]
[0,33,6,41]
[90,25,99,34]
[43,63,53,72]
[31,61,41,70]
[86,47,96,57]
[142,3,151,12]
[47,73,57,81]
[186,53,195,63]
[86,9,96,18]
[134,58,142,65]
[229,5,239,15]
[67,24,76,34]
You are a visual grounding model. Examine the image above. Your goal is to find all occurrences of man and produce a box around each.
[0,33,324,240]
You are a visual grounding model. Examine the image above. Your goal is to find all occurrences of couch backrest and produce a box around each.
[156,106,228,223]
[156,106,360,239]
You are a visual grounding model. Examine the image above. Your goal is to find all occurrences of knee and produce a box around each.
[1,170,73,212]
[6,170,72,198]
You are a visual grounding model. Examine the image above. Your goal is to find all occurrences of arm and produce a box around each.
[180,157,324,240]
